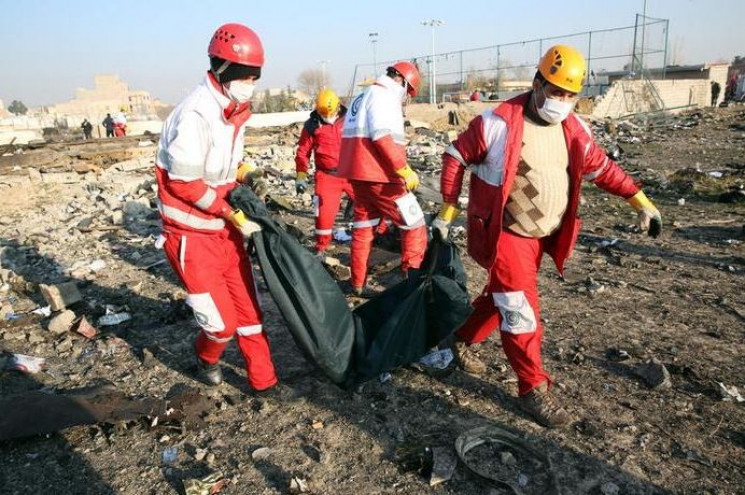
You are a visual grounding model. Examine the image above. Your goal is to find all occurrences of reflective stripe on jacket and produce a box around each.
[338,75,407,183]
[155,73,251,235]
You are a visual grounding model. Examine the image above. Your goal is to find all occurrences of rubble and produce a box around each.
[72,316,98,339]
[0,385,211,441]
[0,105,742,494]
[47,309,77,334]
[636,358,673,389]
[39,281,82,311]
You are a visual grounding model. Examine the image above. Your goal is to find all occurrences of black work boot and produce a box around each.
[252,382,293,401]
[195,358,223,386]
[352,284,384,299]
[518,382,571,428]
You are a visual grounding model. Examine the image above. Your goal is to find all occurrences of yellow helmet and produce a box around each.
[537,45,587,94]
[120,105,128,112]
[315,89,340,118]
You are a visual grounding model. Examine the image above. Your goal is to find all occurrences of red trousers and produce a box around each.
[350,180,427,289]
[456,230,549,396]
[113,124,126,137]
[163,229,278,390]
[314,170,355,252]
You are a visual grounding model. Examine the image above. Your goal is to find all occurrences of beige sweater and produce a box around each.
[504,117,569,238]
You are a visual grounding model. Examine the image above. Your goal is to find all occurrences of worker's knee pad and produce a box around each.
[186,293,225,334]
[492,291,536,334]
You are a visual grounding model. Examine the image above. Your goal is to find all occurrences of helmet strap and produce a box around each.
[211,59,232,83]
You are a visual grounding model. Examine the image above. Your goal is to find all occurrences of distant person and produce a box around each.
[294,88,353,255]
[81,119,93,140]
[113,107,127,137]
[711,81,721,107]
[102,113,115,138]
[725,73,737,101]
[433,44,662,428]
[470,90,481,102]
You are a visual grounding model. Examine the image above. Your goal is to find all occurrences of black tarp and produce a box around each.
[229,186,472,385]
[352,232,472,381]
[230,187,355,384]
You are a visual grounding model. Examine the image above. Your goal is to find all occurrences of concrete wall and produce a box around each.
[708,64,729,106]
[593,63,731,119]
[593,79,710,119]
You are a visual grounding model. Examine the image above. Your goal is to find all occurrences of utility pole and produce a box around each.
[421,19,444,104]
[369,32,379,76]
[318,60,330,89]
[640,0,647,76]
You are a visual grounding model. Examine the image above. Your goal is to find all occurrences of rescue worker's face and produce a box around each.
[226,75,258,103]
[321,111,339,124]
[532,80,577,124]
[392,75,411,106]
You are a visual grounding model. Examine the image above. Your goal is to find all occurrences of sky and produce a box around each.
[0,0,742,107]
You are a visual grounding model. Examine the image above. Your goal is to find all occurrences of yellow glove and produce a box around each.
[227,209,261,237]
[295,171,308,194]
[237,162,268,199]
[627,191,662,238]
[431,203,461,241]
[395,165,420,191]
[236,162,259,183]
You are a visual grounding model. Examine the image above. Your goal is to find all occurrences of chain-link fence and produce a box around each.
[348,14,669,103]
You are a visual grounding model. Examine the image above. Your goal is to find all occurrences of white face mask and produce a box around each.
[321,115,338,124]
[225,80,255,103]
[535,85,575,124]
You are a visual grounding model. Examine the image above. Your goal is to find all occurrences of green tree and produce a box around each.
[8,100,28,115]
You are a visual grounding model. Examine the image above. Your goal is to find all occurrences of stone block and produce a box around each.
[28,168,43,182]
[48,309,76,334]
[41,172,79,184]
[39,281,82,311]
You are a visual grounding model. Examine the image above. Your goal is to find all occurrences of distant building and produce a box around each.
[47,74,161,119]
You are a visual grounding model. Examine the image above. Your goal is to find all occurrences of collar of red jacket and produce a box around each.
[205,72,252,128]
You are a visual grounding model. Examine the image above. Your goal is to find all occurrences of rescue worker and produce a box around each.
[338,61,426,297]
[295,89,353,254]
[102,113,115,138]
[432,45,662,427]
[113,107,127,137]
[155,23,279,393]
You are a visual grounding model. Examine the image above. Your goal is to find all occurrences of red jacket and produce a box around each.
[338,75,408,183]
[155,73,251,235]
[295,106,347,174]
[441,92,639,273]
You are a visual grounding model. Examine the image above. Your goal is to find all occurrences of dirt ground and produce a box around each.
[0,105,744,495]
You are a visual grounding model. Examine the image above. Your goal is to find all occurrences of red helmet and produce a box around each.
[208,23,264,67]
[389,61,421,97]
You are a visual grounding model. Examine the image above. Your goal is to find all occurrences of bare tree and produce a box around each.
[297,68,329,96]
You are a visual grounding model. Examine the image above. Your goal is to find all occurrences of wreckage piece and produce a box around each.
[455,425,558,495]
[0,385,210,441]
